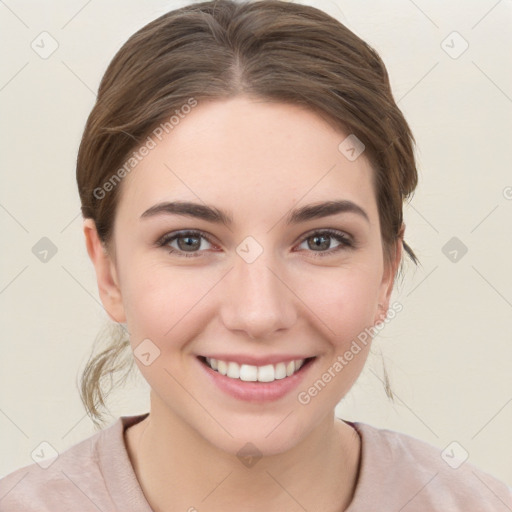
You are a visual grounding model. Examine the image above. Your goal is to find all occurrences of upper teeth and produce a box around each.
[205,357,306,382]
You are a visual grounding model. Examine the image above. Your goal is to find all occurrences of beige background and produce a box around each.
[1,0,511,488]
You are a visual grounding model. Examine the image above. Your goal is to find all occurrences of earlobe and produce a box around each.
[83,218,126,324]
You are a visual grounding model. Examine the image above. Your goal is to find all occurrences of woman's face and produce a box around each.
[89,95,400,455]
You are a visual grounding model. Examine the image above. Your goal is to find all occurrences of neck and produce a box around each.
[125,398,361,512]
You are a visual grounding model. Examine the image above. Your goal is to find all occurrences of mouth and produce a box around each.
[198,355,316,383]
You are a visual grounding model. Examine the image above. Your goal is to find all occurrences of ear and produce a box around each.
[83,218,126,324]
[374,223,405,324]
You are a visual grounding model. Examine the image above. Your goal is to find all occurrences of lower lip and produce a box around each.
[198,357,315,403]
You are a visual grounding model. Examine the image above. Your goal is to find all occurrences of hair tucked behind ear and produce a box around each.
[77,0,419,427]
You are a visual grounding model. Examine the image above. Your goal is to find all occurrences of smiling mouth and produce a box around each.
[198,356,316,383]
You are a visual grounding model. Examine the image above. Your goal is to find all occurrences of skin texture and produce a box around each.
[84,95,403,512]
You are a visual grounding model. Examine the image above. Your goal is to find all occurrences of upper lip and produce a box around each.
[199,354,316,366]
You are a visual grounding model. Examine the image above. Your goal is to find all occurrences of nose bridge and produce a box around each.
[220,244,296,339]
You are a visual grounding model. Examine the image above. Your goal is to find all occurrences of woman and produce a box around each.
[1,0,510,510]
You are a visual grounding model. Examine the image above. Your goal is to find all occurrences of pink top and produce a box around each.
[1,413,511,511]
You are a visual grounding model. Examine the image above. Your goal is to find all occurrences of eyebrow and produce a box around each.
[140,199,370,226]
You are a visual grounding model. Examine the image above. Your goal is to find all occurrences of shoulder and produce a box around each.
[348,422,512,511]
[0,416,138,512]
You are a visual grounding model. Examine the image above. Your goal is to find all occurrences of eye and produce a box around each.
[296,229,354,257]
[156,228,354,259]
[156,230,215,258]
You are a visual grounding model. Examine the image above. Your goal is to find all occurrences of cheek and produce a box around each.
[121,262,214,345]
[302,263,382,347]
[297,265,381,403]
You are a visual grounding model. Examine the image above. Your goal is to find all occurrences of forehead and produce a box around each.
[116,96,378,224]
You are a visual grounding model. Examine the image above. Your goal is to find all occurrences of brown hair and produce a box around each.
[76,0,419,428]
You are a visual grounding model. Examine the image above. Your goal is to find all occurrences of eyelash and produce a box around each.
[155,229,354,259]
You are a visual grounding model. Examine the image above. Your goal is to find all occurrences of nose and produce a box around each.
[219,251,297,340]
